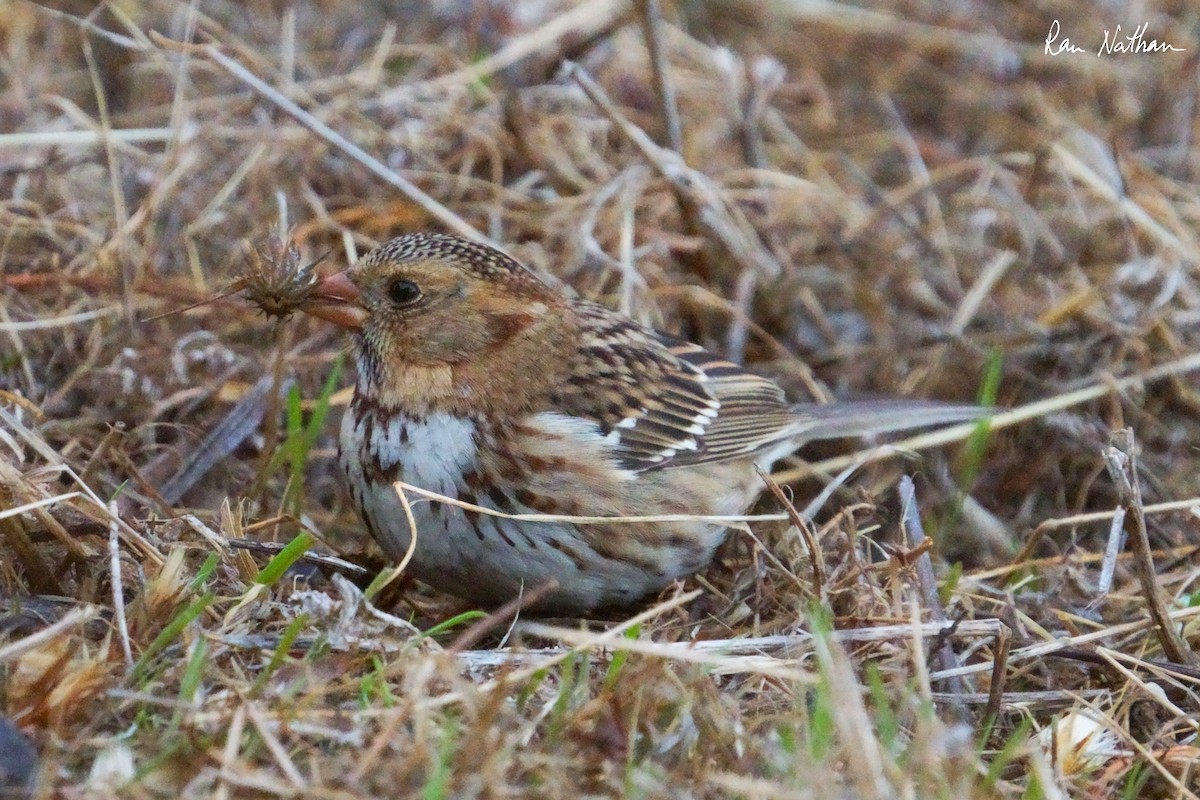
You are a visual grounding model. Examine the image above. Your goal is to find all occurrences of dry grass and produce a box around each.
[3,1,1200,797]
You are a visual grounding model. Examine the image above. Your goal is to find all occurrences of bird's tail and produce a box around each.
[789,399,989,443]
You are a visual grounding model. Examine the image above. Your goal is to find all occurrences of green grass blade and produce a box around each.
[251,613,309,696]
[255,531,315,586]
[169,636,207,732]
[132,592,214,684]
[419,610,487,640]
[603,623,641,691]
[304,354,344,454]
[185,552,220,594]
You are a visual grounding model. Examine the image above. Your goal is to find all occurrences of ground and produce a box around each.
[2,1,1200,798]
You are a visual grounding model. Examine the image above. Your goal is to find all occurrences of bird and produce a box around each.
[298,233,982,615]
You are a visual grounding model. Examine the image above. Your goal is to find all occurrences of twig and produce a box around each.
[388,482,422,582]
[930,599,1200,682]
[564,61,781,279]
[445,580,560,654]
[109,501,134,671]
[464,619,1007,667]
[0,390,44,421]
[226,539,370,580]
[214,704,247,800]
[726,268,756,363]
[154,34,487,244]
[242,698,308,790]
[25,2,149,50]
[0,128,179,148]
[0,605,100,665]
[1103,430,1197,666]
[0,492,83,522]
[949,250,1017,335]
[514,621,810,681]
[167,0,200,149]
[81,37,124,235]
[838,153,944,264]
[878,94,956,279]
[982,625,1011,730]
[899,476,969,718]
[0,499,61,594]
[798,452,878,521]
[395,479,778,526]
[714,51,783,171]
[1053,142,1198,264]
[0,405,164,566]
[972,543,1200,583]
[757,466,823,598]
[417,590,704,711]
[380,0,630,98]
[255,323,290,527]
[1096,505,1126,597]
[209,617,1007,667]
[0,306,120,332]
[636,0,682,152]
[183,514,231,554]
[1014,498,1200,569]
[926,690,1101,708]
[1095,647,1200,710]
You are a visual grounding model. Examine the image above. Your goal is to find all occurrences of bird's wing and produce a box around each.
[552,302,798,472]
[553,301,986,473]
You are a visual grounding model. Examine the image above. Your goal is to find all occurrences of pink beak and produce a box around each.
[301,271,368,329]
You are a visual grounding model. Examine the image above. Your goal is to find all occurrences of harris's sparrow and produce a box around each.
[301,233,980,614]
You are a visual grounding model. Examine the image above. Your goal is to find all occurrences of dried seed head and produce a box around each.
[240,233,322,318]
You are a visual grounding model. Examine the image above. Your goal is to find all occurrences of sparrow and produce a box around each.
[300,233,981,614]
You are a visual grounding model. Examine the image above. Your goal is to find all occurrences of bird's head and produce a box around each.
[301,234,570,414]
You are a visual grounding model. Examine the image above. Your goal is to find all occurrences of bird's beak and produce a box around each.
[301,271,367,329]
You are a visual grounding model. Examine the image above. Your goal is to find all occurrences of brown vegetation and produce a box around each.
[3,1,1200,797]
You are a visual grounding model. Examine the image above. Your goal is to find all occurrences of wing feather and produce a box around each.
[552,302,796,471]
[550,300,984,472]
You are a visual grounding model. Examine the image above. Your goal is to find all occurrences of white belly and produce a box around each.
[340,408,478,564]
[338,408,666,610]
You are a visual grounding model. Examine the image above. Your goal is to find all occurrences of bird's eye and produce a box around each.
[386,279,421,307]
